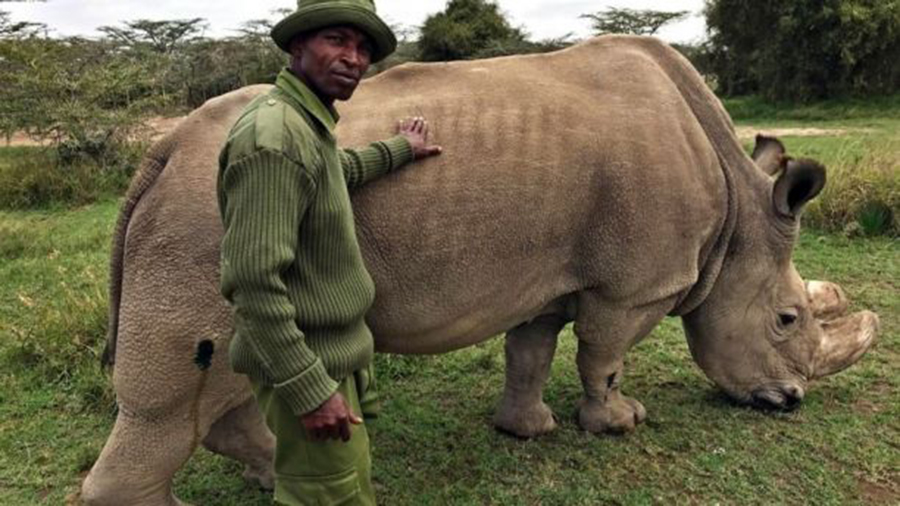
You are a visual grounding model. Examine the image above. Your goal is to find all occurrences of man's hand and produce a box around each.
[398,116,442,160]
[300,392,362,442]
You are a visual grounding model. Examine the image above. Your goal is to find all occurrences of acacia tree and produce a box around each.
[98,18,206,54]
[0,10,44,37]
[581,8,689,36]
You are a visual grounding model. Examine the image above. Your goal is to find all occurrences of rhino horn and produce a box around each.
[806,280,850,321]
[751,134,787,177]
[812,310,879,379]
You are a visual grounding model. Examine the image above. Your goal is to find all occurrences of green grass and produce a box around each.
[1,194,897,504]
[723,93,900,122]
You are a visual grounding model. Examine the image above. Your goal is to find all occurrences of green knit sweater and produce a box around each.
[217,69,413,415]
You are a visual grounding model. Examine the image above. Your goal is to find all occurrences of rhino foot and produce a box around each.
[493,400,558,438]
[243,465,275,491]
[578,394,647,434]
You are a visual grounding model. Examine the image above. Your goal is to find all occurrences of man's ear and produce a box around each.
[289,35,306,60]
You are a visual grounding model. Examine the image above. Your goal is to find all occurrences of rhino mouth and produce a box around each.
[751,382,805,411]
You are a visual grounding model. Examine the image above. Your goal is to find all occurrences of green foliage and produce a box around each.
[177,33,286,108]
[804,138,900,236]
[98,18,206,54]
[0,36,166,168]
[99,17,286,108]
[0,147,138,209]
[582,8,689,36]
[705,0,900,100]
[724,93,900,121]
[418,0,528,61]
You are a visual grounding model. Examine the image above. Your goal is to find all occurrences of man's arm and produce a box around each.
[219,150,338,416]
[340,116,443,188]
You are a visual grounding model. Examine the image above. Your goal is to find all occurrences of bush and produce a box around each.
[804,139,900,236]
[0,146,141,209]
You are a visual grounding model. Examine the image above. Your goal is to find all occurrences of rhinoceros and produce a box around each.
[81,36,879,505]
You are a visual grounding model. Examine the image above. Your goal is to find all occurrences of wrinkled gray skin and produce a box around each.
[81,36,879,505]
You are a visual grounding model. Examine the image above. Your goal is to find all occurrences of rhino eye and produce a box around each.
[778,312,798,327]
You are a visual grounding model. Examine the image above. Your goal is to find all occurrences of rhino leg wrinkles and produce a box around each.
[574,292,675,434]
[202,397,275,490]
[81,407,195,506]
[494,314,566,437]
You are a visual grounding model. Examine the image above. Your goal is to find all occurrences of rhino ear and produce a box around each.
[773,159,826,218]
[752,135,787,177]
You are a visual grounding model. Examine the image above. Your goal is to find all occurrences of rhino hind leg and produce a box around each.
[202,397,275,490]
[81,409,196,506]
[493,314,566,437]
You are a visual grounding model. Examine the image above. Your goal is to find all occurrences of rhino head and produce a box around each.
[682,136,879,409]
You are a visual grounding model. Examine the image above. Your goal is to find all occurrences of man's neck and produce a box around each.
[288,66,334,108]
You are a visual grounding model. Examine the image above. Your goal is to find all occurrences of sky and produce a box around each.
[3,1,708,43]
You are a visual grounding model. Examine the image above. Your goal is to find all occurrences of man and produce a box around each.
[216,1,441,504]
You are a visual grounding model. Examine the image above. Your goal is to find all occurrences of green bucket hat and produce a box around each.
[271,0,397,63]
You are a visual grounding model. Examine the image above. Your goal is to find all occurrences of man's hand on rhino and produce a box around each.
[398,116,442,160]
[300,392,362,442]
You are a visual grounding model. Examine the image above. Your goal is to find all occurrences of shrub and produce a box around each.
[804,139,900,236]
[0,145,141,209]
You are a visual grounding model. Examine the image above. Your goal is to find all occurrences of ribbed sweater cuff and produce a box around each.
[275,359,340,415]
[380,135,414,170]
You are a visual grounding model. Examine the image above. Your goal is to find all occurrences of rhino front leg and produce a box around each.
[494,315,566,437]
[574,294,673,434]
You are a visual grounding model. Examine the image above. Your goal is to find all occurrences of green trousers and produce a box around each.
[252,366,380,506]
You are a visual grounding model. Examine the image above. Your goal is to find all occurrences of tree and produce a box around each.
[98,18,206,54]
[704,0,900,100]
[418,0,528,61]
[0,36,169,165]
[0,9,45,38]
[581,8,689,36]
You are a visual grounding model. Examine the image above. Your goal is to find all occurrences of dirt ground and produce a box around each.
[2,116,186,148]
[734,126,865,140]
[2,118,860,148]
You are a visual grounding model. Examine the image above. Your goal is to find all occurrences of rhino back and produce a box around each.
[335,37,728,352]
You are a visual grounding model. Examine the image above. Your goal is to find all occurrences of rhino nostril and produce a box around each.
[752,385,804,411]
[782,387,803,410]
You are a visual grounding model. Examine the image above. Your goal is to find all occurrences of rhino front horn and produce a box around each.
[813,310,879,379]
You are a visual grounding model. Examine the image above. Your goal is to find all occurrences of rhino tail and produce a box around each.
[101,133,179,368]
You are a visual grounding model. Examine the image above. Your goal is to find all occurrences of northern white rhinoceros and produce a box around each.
[81,36,879,505]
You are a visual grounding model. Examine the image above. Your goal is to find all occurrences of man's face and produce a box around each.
[292,26,374,102]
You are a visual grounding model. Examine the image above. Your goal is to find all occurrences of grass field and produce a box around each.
[0,104,898,504]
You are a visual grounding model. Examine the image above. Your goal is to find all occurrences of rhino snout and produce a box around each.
[751,382,805,411]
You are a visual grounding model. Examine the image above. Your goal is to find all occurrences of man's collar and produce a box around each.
[275,69,341,132]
